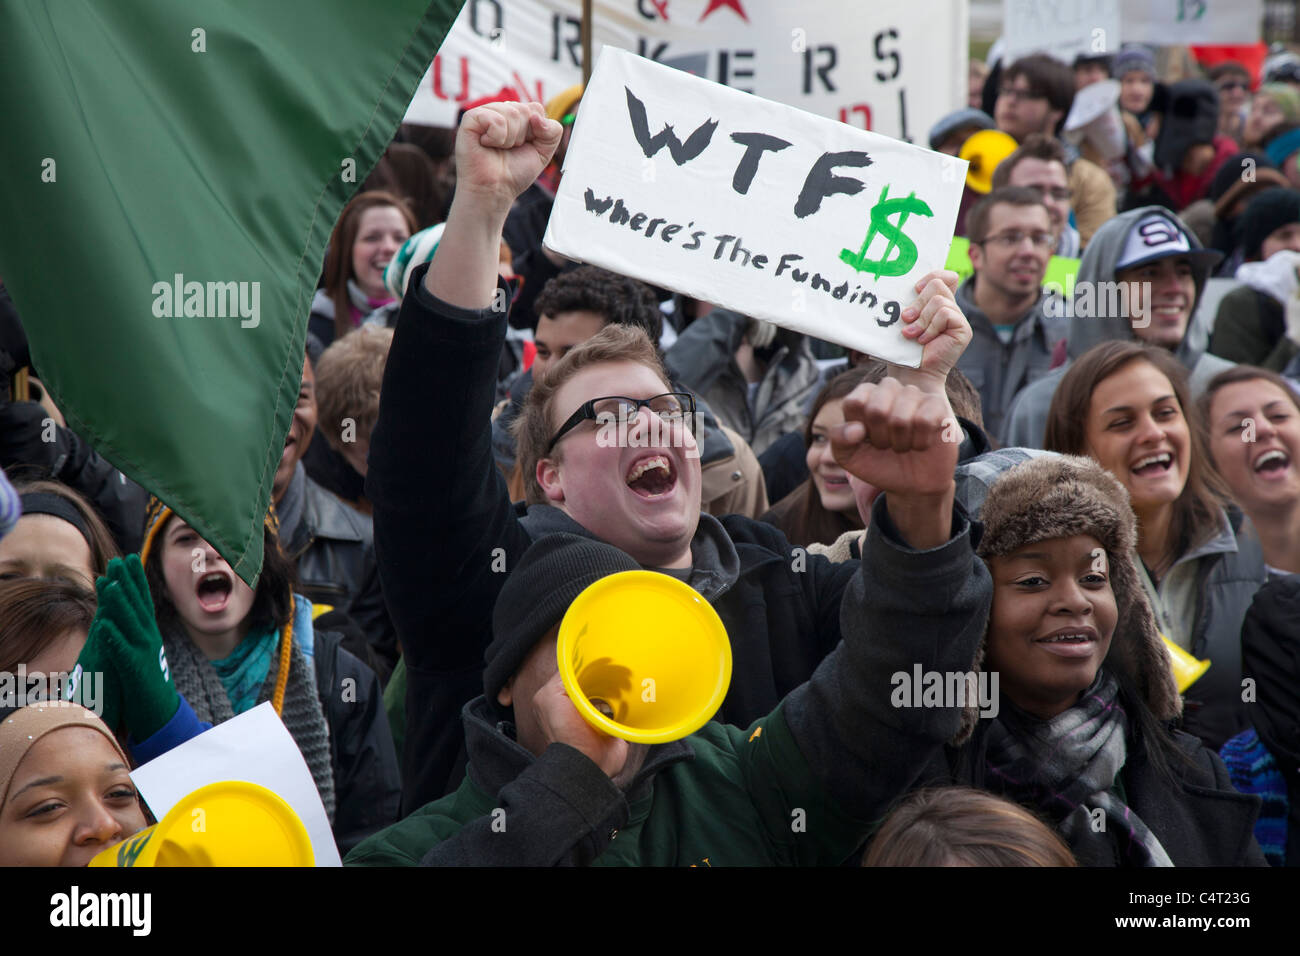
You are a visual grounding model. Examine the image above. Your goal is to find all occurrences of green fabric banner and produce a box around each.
[0,0,461,583]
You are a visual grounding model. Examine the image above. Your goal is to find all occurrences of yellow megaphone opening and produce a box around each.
[557,570,732,745]
[1161,634,1211,695]
[89,780,314,867]
[958,129,1019,194]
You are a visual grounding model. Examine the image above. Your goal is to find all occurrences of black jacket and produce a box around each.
[349,498,991,867]
[502,182,563,331]
[312,627,402,854]
[283,474,397,679]
[369,265,858,813]
[928,706,1266,867]
[0,399,148,553]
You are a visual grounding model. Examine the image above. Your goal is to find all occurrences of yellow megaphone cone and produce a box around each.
[1161,634,1211,694]
[557,570,731,745]
[959,129,1019,194]
[89,780,314,867]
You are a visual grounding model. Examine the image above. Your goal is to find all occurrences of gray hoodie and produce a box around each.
[1000,206,1234,449]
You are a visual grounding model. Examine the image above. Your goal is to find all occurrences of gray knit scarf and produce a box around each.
[984,671,1174,867]
[162,621,336,822]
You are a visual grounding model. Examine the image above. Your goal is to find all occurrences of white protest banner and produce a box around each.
[1002,0,1122,64]
[543,47,967,366]
[406,0,967,144]
[1122,0,1262,45]
[131,702,341,866]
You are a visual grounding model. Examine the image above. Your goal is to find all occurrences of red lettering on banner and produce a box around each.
[837,104,872,130]
[511,72,546,104]
[432,54,471,102]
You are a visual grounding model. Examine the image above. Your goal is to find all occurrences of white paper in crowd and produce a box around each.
[405,0,968,144]
[130,701,342,867]
[543,47,966,367]
[1122,0,1262,45]
[1002,0,1121,64]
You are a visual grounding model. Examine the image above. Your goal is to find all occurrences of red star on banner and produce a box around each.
[699,0,748,23]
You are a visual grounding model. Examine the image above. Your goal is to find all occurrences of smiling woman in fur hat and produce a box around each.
[943,453,1265,866]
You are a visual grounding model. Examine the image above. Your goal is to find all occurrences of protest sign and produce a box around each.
[405,0,967,144]
[1122,0,1262,45]
[131,702,341,866]
[1003,0,1122,63]
[543,47,967,366]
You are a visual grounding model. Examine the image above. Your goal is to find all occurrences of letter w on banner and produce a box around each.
[543,48,966,366]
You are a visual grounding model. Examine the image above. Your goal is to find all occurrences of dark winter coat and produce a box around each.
[930,715,1266,866]
[312,627,402,854]
[1209,284,1300,372]
[282,472,398,677]
[346,499,991,866]
[367,266,858,813]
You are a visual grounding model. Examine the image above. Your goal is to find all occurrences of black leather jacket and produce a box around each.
[282,474,398,678]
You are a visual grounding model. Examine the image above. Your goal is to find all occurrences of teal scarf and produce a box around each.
[210,626,278,715]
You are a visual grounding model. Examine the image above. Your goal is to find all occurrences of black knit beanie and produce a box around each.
[484,533,640,702]
[1240,186,1300,260]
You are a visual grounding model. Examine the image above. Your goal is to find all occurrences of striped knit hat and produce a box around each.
[545,84,584,123]
[139,496,279,569]
[382,223,446,300]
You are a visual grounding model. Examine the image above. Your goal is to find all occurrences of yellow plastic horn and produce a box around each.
[1161,635,1211,695]
[88,780,314,867]
[959,129,1019,194]
[556,570,732,745]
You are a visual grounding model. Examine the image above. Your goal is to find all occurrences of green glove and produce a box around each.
[92,555,180,741]
[67,578,124,731]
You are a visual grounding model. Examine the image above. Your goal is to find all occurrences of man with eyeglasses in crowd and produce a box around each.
[1209,62,1253,146]
[994,53,1116,248]
[367,100,977,812]
[953,186,1062,443]
[992,134,1080,258]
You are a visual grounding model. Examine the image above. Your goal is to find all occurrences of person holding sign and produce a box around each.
[365,100,978,812]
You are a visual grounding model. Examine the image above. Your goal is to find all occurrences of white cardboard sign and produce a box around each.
[543,47,967,367]
[131,702,342,867]
[1121,0,1262,45]
[1003,0,1122,64]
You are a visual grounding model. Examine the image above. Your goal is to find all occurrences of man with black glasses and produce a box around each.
[367,100,976,811]
[954,187,1062,443]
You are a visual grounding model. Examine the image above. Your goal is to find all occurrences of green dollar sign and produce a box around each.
[841,185,934,279]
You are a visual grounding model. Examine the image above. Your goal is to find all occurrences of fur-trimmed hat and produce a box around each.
[954,454,1182,742]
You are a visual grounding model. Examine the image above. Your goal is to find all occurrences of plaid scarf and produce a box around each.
[984,671,1173,867]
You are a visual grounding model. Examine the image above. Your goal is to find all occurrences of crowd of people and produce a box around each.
[3,37,1300,869]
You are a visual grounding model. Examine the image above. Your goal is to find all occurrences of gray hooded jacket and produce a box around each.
[1001,206,1234,450]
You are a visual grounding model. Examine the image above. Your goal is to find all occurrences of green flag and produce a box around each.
[0,0,461,584]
